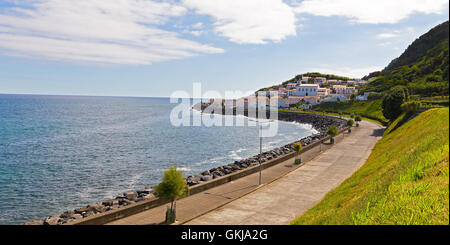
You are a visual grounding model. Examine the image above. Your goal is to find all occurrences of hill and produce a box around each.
[363,21,449,96]
[291,108,449,225]
[385,21,449,71]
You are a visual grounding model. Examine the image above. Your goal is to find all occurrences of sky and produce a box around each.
[0,0,448,98]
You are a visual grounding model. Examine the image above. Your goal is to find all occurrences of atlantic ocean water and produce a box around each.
[0,94,317,224]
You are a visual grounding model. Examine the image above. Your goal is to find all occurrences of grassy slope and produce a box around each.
[383,112,411,135]
[312,100,389,125]
[291,108,449,225]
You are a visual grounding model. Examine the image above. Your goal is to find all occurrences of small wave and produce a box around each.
[177,167,192,172]
[228,147,247,160]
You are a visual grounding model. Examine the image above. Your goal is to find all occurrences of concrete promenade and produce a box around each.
[107,120,384,225]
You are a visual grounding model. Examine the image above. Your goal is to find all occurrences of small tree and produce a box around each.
[382,86,408,121]
[327,125,338,144]
[154,165,187,224]
[355,115,362,127]
[293,142,302,164]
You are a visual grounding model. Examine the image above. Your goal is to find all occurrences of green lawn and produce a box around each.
[291,108,449,225]
[312,100,389,125]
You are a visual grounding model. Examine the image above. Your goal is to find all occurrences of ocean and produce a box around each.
[0,94,316,224]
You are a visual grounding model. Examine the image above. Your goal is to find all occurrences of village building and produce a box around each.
[296,84,319,97]
[332,85,358,97]
[286,83,298,89]
[317,88,329,97]
[313,77,327,85]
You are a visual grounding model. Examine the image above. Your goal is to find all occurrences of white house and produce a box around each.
[295,84,319,97]
[317,88,329,97]
[332,85,358,96]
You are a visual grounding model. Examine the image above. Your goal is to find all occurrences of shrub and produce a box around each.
[401,101,422,113]
[293,142,303,164]
[293,142,302,153]
[327,125,339,144]
[154,165,187,224]
[347,119,354,127]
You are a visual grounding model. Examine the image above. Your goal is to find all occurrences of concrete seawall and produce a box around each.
[66,128,349,225]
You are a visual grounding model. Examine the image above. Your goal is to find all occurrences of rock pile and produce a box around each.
[24,186,155,225]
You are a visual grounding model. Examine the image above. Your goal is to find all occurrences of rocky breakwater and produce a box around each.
[24,186,155,225]
[25,106,345,225]
[186,104,346,186]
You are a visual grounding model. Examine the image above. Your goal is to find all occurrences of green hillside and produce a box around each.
[363,21,449,96]
[312,99,388,125]
[291,108,449,225]
[385,21,449,71]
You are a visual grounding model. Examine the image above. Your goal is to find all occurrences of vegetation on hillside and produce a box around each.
[312,99,388,125]
[385,21,449,71]
[291,108,449,225]
[363,21,449,97]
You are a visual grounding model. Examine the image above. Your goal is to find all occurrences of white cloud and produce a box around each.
[294,0,449,24]
[376,33,398,39]
[0,0,224,65]
[183,0,297,44]
[183,30,205,36]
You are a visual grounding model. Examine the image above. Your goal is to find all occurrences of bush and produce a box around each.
[367,92,383,101]
[401,101,422,113]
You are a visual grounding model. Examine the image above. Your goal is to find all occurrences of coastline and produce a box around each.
[24,105,346,225]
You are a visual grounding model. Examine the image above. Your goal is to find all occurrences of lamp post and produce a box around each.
[258,119,274,186]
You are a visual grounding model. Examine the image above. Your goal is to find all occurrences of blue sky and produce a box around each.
[0,0,448,97]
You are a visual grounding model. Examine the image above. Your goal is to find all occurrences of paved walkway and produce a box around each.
[107,120,384,225]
